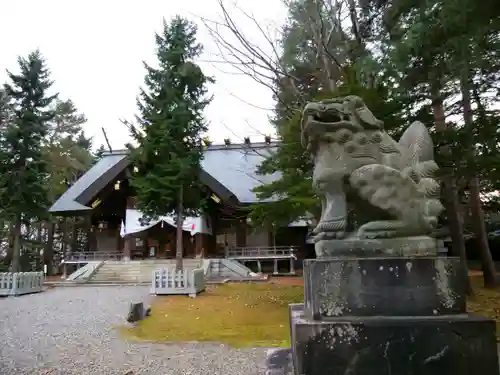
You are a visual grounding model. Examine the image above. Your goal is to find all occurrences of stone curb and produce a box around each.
[44,282,150,287]
[44,277,269,287]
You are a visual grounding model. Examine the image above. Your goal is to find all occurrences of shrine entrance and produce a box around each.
[129,222,178,260]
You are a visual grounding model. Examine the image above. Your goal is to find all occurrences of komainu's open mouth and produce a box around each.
[311,109,344,124]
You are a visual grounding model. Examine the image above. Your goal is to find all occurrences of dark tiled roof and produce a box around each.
[49,152,129,214]
[48,142,279,214]
[202,143,278,203]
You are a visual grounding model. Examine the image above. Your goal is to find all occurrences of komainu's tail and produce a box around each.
[398,121,435,167]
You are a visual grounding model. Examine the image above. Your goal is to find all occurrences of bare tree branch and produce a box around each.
[196,0,366,144]
[225,91,274,111]
[197,0,303,106]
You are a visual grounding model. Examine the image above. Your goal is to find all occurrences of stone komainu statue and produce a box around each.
[301,95,444,242]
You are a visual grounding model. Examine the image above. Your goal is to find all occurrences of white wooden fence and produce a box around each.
[0,272,44,296]
[151,268,205,297]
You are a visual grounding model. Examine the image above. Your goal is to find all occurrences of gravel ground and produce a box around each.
[0,286,269,375]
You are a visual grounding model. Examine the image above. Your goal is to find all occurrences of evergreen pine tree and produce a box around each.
[128,16,212,270]
[0,50,57,272]
[0,89,12,129]
[359,0,500,289]
[46,99,93,200]
[249,0,405,228]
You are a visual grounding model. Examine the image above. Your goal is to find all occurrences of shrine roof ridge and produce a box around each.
[100,141,281,156]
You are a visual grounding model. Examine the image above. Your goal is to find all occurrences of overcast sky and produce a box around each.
[0,0,287,150]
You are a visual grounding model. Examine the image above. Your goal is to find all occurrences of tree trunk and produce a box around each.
[347,0,365,56]
[3,222,14,266]
[36,222,43,270]
[175,187,184,271]
[9,217,22,273]
[469,177,497,287]
[84,215,92,252]
[44,221,55,276]
[22,220,32,271]
[460,60,497,288]
[431,94,473,295]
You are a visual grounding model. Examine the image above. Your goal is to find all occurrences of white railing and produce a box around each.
[220,259,253,277]
[64,251,123,263]
[202,259,212,278]
[67,261,104,282]
[151,268,205,297]
[0,272,44,296]
[226,246,297,259]
[66,265,89,280]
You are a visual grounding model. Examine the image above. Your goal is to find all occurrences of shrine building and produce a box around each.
[48,140,312,266]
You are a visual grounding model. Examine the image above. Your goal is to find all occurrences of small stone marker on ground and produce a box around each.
[126,302,151,323]
[265,348,293,375]
[266,96,500,375]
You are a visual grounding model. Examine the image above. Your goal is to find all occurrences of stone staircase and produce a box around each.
[88,259,203,284]
[65,258,264,284]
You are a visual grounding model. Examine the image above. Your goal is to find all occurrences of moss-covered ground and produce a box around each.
[122,275,500,347]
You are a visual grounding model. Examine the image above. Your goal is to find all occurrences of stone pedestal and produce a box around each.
[314,236,437,257]
[287,257,499,375]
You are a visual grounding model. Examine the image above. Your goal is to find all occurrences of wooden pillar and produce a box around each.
[207,216,216,257]
[142,231,148,259]
[194,233,202,257]
[84,215,91,252]
[121,196,136,260]
[88,225,97,252]
[183,231,192,258]
[116,223,122,254]
[70,217,78,253]
[158,232,166,259]
[194,233,210,258]
[236,220,246,248]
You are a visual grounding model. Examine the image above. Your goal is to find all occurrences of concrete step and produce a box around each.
[86,281,151,285]
[95,269,199,274]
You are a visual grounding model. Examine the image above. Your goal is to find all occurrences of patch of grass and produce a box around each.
[121,275,500,348]
[121,283,304,348]
[467,275,500,335]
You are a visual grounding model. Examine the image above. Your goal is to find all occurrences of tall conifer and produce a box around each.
[0,50,57,272]
[128,17,212,270]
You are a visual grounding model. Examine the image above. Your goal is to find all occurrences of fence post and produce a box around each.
[11,273,19,296]
[151,269,156,294]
